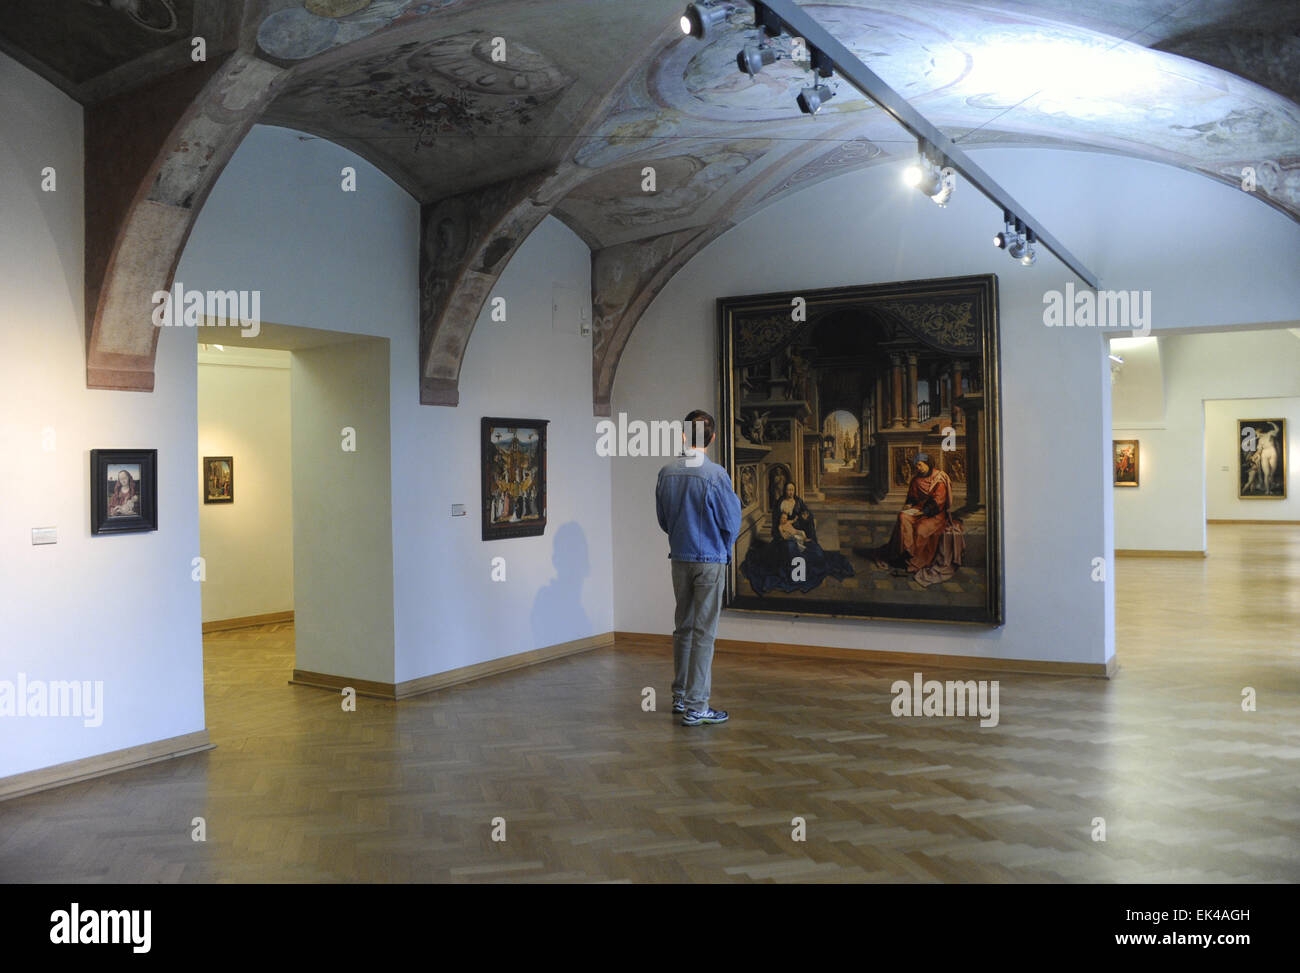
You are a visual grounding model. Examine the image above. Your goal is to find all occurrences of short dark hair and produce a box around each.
[684,409,715,448]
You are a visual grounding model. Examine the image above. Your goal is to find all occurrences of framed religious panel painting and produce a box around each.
[203,456,234,504]
[481,418,549,540]
[91,449,158,535]
[1113,440,1139,487]
[1238,419,1286,499]
[718,274,1004,625]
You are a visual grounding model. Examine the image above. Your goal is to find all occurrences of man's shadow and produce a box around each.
[529,521,591,648]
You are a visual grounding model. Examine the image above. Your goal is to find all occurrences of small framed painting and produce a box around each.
[1238,419,1286,499]
[481,418,548,540]
[1113,440,1139,487]
[91,449,158,535]
[203,456,234,504]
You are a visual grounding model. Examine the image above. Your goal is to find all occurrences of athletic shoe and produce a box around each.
[682,706,728,726]
[672,696,685,714]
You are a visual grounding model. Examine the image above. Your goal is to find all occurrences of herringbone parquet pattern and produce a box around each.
[1,525,1296,882]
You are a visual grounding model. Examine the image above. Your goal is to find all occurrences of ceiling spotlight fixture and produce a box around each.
[904,144,953,205]
[993,209,1014,249]
[680,2,729,39]
[808,45,834,78]
[737,44,779,77]
[994,213,1036,267]
[796,83,835,115]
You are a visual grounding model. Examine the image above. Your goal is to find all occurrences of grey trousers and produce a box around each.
[670,560,726,710]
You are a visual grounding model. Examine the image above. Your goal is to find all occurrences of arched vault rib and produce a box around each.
[590,226,727,418]
[85,52,286,390]
[418,169,581,406]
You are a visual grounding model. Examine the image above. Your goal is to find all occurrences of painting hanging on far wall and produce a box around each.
[719,274,1004,626]
[91,449,158,535]
[481,418,548,540]
[1238,418,1286,499]
[203,456,234,504]
[1113,440,1139,487]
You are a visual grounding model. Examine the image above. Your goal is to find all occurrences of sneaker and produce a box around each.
[682,706,728,726]
[672,696,685,714]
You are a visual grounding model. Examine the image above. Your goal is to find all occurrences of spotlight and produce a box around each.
[903,152,950,204]
[737,44,778,77]
[797,84,835,115]
[993,231,1009,249]
[680,2,728,39]
[1018,228,1037,266]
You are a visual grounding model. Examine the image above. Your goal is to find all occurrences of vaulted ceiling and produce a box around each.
[4,0,1297,409]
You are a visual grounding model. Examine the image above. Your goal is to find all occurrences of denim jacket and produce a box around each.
[655,452,743,563]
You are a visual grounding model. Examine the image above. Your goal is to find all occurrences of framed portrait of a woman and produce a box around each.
[91,449,158,535]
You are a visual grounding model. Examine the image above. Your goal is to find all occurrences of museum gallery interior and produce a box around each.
[1,0,1297,886]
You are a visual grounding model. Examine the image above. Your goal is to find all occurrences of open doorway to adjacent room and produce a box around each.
[195,322,395,692]
[1107,324,1299,670]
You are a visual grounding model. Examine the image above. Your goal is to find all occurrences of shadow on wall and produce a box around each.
[530,521,590,648]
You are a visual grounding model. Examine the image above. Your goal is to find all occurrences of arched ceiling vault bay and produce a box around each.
[6,0,1295,408]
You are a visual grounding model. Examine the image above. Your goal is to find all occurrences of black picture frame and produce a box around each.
[718,274,1004,626]
[91,449,158,535]
[203,456,234,504]
[481,418,549,541]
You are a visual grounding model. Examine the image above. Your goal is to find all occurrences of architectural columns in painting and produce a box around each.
[889,354,905,428]
[905,352,919,424]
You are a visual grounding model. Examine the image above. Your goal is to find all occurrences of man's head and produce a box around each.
[683,409,715,449]
[913,452,932,476]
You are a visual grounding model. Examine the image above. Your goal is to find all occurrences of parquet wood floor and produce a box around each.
[1,524,1296,883]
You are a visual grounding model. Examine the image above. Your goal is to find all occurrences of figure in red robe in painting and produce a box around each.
[875,452,963,585]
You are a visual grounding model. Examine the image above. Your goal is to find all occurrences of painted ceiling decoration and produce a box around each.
[3,0,1296,407]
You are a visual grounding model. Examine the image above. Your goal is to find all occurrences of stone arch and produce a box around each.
[85,51,286,390]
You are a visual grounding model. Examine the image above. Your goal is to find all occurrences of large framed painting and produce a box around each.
[91,449,158,535]
[1113,440,1139,487]
[719,274,1004,625]
[481,418,549,540]
[203,456,234,504]
[1238,418,1286,499]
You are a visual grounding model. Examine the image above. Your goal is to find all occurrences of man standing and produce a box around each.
[655,409,742,726]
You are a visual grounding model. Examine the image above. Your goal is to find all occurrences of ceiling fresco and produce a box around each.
[7,0,1298,227]
[10,0,1295,406]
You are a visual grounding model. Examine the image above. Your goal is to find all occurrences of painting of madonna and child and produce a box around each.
[719,275,1005,625]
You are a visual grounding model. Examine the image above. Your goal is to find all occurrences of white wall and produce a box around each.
[291,338,395,682]
[1114,329,1300,548]
[198,350,293,622]
[177,125,613,686]
[612,148,1300,667]
[1206,397,1297,519]
[0,52,204,777]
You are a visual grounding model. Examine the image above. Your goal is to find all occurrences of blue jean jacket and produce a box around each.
[655,453,743,563]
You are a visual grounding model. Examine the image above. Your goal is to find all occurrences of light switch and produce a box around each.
[451,504,466,517]
[32,527,57,545]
